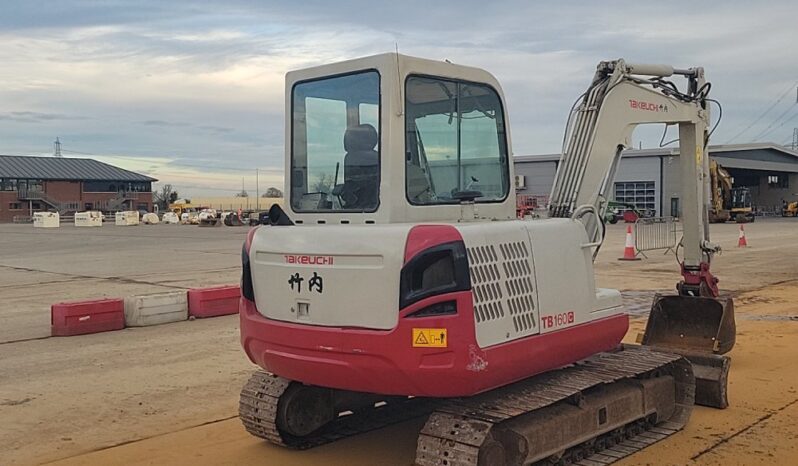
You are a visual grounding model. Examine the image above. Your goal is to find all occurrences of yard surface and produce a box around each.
[1,219,796,466]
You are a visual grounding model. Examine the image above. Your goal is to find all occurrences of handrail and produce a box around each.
[571,204,604,252]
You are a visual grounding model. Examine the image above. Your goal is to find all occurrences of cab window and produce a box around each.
[405,76,509,205]
[291,71,380,212]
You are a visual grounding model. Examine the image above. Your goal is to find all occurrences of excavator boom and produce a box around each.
[550,60,713,275]
[547,59,734,407]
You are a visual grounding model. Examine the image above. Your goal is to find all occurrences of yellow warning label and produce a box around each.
[696,146,703,166]
[412,328,448,348]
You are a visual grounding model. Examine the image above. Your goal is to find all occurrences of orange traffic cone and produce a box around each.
[738,224,748,248]
[618,225,641,261]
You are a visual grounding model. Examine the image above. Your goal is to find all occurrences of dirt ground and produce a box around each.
[1,219,797,466]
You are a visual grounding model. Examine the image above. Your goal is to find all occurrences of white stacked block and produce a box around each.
[75,211,103,227]
[124,291,188,327]
[115,211,140,226]
[33,212,60,228]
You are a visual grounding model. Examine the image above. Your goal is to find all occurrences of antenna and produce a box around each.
[54,137,62,157]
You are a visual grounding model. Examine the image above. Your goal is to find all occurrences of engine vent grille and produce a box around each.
[468,241,537,334]
[467,245,505,323]
[499,241,537,333]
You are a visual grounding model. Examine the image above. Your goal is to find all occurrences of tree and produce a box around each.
[312,173,333,193]
[153,184,178,210]
[263,187,283,198]
[235,190,249,198]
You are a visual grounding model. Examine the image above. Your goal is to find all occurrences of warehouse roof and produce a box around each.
[0,155,157,182]
[514,142,798,173]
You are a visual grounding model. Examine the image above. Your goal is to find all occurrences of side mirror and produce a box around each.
[267,204,294,226]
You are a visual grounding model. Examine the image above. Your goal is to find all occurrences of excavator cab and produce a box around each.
[730,187,755,222]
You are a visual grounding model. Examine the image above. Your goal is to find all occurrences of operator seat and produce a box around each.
[342,124,379,210]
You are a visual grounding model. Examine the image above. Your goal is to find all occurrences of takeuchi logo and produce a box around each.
[629,99,668,112]
[284,255,334,266]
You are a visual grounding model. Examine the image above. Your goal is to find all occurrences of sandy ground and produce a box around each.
[1,219,797,466]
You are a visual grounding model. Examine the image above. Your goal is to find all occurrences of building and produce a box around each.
[514,143,798,217]
[0,155,156,222]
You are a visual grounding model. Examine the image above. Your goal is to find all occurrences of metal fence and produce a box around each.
[516,194,550,217]
[634,216,681,258]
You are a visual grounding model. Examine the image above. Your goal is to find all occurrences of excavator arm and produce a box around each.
[549,59,720,296]
[549,60,735,409]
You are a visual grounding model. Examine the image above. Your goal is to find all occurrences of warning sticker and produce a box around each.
[412,328,448,348]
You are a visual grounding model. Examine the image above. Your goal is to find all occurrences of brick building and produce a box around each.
[0,155,156,222]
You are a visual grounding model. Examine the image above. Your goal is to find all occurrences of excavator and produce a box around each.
[730,186,755,223]
[709,159,732,223]
[783,199,798,217]
[238,54,736,465]
[709,159,755,223]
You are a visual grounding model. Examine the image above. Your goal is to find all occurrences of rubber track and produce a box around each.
[415,345,694,466]
[239,371,436,449]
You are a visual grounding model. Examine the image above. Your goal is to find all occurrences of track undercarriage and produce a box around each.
[240,345,697,465]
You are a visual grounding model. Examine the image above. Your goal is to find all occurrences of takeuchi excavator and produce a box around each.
[238,54,736,465]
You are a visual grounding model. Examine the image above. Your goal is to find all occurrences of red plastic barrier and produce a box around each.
[187,285,241,318]
[51,298,125,336]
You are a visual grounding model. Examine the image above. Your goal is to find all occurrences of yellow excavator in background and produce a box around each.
[709,159,731,223]
[730,186,755,222]
[783,199,798,217]
[709,159,754,223]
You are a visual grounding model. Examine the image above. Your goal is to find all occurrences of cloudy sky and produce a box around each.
[1,1,796,196]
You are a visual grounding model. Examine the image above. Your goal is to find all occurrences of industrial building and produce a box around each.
[0,155,156,222]
[514,143,798,217]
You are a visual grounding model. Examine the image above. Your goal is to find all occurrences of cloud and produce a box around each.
[197,125,234,134]
[0,111,89,123]
[0,0,795,195]
[140,119,190,127]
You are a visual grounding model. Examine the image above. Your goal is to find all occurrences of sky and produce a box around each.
[1,0,797,197]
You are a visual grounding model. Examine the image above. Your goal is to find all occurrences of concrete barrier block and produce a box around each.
[51,298,125,336]
[188,285,240,318]
[75,211,103,227]
[115,211,140,226]
[124,291,188,327]
[34,212,60,228]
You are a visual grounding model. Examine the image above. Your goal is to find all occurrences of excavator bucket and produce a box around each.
[642,294,736,355]
[641,294,735,408]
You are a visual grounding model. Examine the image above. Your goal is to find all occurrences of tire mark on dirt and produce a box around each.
[690,398,798,462]
[39,414,240,465]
